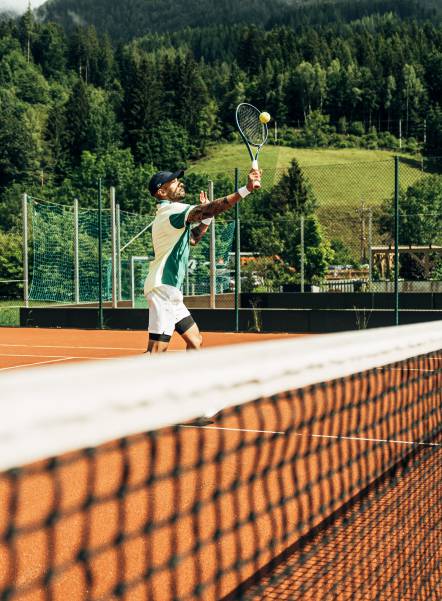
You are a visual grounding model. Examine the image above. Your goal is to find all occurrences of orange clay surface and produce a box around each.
[1,328,439,601]
[0,327,306,372]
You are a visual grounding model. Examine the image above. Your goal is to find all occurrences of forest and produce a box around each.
[0,0,441,287]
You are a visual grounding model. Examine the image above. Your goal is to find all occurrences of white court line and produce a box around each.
[183,425,442,447]
[0,353,72,358]
[0,353,113,360]
[0,343,144,351]
[0,357,72,371]
[299,432,442,447]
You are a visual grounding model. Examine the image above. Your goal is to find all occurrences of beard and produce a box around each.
[170,185,186,201]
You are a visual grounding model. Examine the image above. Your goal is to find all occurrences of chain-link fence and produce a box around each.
[212,156,442,296]
[1,156,441,326]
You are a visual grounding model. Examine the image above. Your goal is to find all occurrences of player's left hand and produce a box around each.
[199,191,209,205]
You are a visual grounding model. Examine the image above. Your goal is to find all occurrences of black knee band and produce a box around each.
[175,315,195,335]
[149,332,171,343]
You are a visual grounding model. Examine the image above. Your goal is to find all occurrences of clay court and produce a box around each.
[0,328,304,372]
[0,325,441,600]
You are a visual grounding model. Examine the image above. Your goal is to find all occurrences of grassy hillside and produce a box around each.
[188,144,425,207]
[189,144,427,260]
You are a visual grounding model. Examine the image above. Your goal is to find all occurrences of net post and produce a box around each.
[234,168,240,332]
[110,187,118,309]
[208,180,216,309]
[394,156,400,326]
[300,215,305,293]
[116,203,122,303]
[74,198,80,304]
[22,193,29,308]
[98,178,104,329]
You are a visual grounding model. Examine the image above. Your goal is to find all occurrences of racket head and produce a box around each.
[235,103,269,149]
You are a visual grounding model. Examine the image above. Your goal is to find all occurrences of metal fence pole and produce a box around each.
[110,187,118,309]
[74,198,80,304]
[368,208,373,285]
[130,256,136,308]
[394,156,400,326]
[300,215,305,293]
[22,193,29,308]
[234,168,240,332]
[116,203,122,303]
[208,180,216,309]
[98,178,104,329]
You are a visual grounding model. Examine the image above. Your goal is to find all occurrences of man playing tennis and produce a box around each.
[144,167,261,353]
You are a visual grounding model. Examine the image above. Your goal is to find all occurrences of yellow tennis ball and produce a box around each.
[259,111,271,124]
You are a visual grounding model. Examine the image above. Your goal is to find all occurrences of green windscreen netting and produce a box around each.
[130,221,236,308]
[27,197,235,306]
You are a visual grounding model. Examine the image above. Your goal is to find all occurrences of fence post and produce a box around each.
[368,208,373,285]
[208,180,216,309]
[98,178,103,329]
[110,187,118,309]
[116,203,122,303]
[74,198,80,304]
[22,194,29,308]
[130,256,136,308]
[394,157,400,326]
[300,215,305,293]
[234,168,240,332]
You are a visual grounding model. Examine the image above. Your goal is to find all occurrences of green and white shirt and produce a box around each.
[144,201,193,294]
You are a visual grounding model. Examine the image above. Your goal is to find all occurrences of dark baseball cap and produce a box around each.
[148,170,185,197]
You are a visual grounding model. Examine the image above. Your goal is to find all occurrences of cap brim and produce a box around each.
[161,170,185,186]
[170,169,185,181]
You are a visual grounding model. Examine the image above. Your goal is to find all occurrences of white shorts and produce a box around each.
[146,285,192,337]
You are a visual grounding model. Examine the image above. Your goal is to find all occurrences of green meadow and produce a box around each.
[188,144,425,208]
[188,144,427,261]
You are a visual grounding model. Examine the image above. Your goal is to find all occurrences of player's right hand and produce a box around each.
[247,168,262,192]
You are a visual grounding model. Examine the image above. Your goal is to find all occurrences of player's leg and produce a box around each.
[146,333,170,353]
[174,296,202,350]
[176,317,202,350]
[145,288,174,353]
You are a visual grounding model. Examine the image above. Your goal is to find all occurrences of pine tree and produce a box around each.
[63,79,91,165]
[424,106,442,164]
[18,1,35,64]
[122,54,163,162]
[0,89,37,189]
[268,158,317,216]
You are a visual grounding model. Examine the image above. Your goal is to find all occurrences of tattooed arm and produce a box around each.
[190,222,209,246]
[186,168,261,225]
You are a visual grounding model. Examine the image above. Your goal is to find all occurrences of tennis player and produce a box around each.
[144,167,261,353]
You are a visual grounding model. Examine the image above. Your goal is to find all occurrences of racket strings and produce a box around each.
[237,104,266,146]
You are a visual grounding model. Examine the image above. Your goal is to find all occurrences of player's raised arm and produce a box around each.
[190,191,211,246]
[186,168,261,225]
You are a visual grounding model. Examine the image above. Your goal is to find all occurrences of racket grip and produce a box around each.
[251,160,260,189]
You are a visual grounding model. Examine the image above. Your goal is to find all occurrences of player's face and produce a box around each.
[164,178,186,201]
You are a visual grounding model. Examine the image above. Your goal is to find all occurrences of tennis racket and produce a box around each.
[235,103,269,189]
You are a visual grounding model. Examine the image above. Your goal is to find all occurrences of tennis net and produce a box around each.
[0,322,441,600]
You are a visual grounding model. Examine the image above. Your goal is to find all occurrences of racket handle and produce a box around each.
[251,160,260,189]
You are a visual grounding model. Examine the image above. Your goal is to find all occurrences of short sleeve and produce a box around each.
[169,205,193,229]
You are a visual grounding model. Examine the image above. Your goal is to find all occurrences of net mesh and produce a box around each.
[126,221,235,307]
[0,322,441,600]
[25,198,236,307]
[236,103,267,147]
